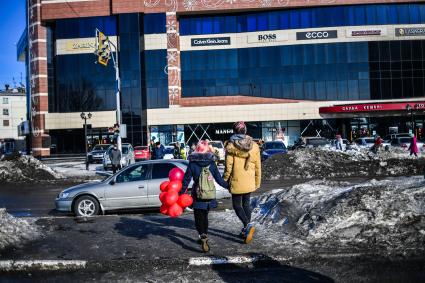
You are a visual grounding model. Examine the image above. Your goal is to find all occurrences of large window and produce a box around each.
[180,4,425,35]
[181,40,425,101]
[56,16,117,39]
[52,54,116,112]
[143,50,168,109]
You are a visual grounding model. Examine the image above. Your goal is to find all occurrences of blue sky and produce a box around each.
[0,0,26,89]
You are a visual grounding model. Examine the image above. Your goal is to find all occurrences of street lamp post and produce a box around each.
[81,112,92,170]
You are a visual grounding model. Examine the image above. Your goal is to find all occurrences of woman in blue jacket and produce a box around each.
[180,140,228,252]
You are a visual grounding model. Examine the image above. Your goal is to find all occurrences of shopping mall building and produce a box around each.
[19,0,425,155]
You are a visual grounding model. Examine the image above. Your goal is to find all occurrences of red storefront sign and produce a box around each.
[320,102,425,115]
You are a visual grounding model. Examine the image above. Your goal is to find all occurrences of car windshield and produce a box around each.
[122,146,129,154]
[93,144,110,151]
[306,139,328,146]
[209,142,223,148]
[399,138,412,144]
[164,148,174,154]
[134,146,148,150]
[264,142,286,150]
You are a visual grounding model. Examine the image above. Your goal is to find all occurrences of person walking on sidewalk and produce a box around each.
[409,136,419,157]
[179,140,228,253]
[109,144,122,174]
[223,121,261,244]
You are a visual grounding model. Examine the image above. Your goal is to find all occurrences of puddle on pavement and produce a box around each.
[10,211,33,217]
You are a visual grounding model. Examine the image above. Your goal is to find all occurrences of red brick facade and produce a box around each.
[29,0,50,156]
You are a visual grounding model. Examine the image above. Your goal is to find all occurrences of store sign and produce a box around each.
[215,129,233,135]
[247,33,288,43]
[396,27,425,37]
[66,40,95,51]
[191,37,231,47]
[320,102,425,114]
[346,28,386,37]
[296,30,337,40]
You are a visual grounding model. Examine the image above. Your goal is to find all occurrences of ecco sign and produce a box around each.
[247,33,288,43]
[296,30,337,40]
[191,37,231,47]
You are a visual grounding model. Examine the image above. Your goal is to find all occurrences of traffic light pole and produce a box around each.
[108,40,122,153]
[95,28,122,153]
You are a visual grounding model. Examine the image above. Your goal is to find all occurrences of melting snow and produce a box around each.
[0,208,40,251]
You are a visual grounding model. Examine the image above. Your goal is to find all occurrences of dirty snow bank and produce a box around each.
[0,208,40,251]
[0,155,62,183]
[250,177,425,254]
[263,147,425,180]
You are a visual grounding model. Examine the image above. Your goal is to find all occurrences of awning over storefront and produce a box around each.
[319,101,425,118]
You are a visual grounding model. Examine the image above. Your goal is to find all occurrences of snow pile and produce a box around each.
[263,147,425,180]
[0,155,62,183]
[251,177,425,253]
[0,208,40,251]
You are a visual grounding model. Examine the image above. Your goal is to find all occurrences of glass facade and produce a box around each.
[181,40,425,101]
[48,13,168,146]
[180,3,425,35]
[56,16,117,39]
[144,13,166,34]
[119,13,143,146]
[144,49,168,109]
[369,40,425,99]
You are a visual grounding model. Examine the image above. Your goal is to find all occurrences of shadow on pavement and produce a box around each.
[114,216,242,253]
[211,253,334,283]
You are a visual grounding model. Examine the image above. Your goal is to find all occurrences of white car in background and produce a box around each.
[103,143,135,170]
[163,146,174,159]
[209,141,225,163]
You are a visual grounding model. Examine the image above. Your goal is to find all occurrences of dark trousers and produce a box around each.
[232,193,252,227]
[194,209,209,235]
[112,164,121,174]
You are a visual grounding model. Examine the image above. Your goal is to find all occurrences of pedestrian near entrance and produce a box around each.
[173,142,186,159]
[153,141,165,160]
[224,121,261,244]
[335,134,343,151]
[180,140,228,252]
[409,136,419,157]
[109,144,122,174]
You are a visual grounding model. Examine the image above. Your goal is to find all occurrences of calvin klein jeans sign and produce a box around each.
[191,37,231,46]
[296,30,338,40]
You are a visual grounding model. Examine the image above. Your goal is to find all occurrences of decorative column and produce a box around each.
[28,0,50,156]
[166,10,181,106]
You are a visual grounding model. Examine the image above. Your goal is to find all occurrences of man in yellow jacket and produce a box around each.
[223,121,261,244]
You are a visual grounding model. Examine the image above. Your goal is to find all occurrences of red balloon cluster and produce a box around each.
[159,167,193,218]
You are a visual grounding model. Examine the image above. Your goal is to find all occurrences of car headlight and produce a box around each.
[58,192,70,199]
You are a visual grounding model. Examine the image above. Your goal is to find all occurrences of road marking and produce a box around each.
[188,255,291,266]
[0,260,86,271]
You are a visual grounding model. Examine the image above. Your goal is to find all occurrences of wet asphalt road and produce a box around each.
[0,177,378,218]
[2,177,423,282]
[1,212,424,283]
[0,179,306,217]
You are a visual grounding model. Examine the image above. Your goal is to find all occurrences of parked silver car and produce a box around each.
[103,143,135,170]
[56,160,231,216]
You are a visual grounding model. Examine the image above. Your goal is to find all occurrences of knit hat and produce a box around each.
[233,121,247,135]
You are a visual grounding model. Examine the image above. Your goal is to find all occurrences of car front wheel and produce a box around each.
[74,195,100,217]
